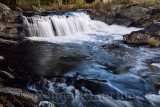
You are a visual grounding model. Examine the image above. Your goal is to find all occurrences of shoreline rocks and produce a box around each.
[0,3,24,45]
[123,22,160,47]
[89,4,160,27]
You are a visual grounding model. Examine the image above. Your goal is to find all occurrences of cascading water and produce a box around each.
[23,12,98,37]
[23,12,140,38]
[1,11,158,107]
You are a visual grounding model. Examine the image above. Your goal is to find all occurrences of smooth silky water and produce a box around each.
[0,12,160,107]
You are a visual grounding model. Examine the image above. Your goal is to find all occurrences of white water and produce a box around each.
[23,12,141,43]
[29,80,134,107]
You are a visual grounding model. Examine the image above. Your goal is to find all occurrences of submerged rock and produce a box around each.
[102,43,120,48]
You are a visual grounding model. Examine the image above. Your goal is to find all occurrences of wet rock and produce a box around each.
[0,70,14,79]
[0,87,42,105]
[0,56,4,61]
[123,30,149,44]
[123,29,160,47]
[102,43,120,48]
[145,22,160,31]
[0,39,17,44]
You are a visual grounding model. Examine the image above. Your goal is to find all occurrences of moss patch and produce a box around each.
[148,38,160,47]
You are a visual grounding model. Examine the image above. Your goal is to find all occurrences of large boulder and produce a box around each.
[121,6,149,22]
[123,30,149,44]
[104,5,151,27]
[123,23,160,47]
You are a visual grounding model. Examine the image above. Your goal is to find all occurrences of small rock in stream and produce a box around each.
[0,56,4,61]
[102,43,120,48]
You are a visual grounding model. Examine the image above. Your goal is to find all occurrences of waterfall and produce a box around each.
[23,12,97,37]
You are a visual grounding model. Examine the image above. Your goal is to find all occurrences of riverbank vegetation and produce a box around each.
[2,0,159,11]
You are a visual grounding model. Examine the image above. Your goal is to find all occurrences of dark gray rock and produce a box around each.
[89,5,159,27]
[121,6,149,22]
[102,43,120,48]
[148,6,160,15]
[0,87,42,105]
[145,22,160,31]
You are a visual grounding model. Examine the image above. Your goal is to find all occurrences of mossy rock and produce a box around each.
[148,38,160,47]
